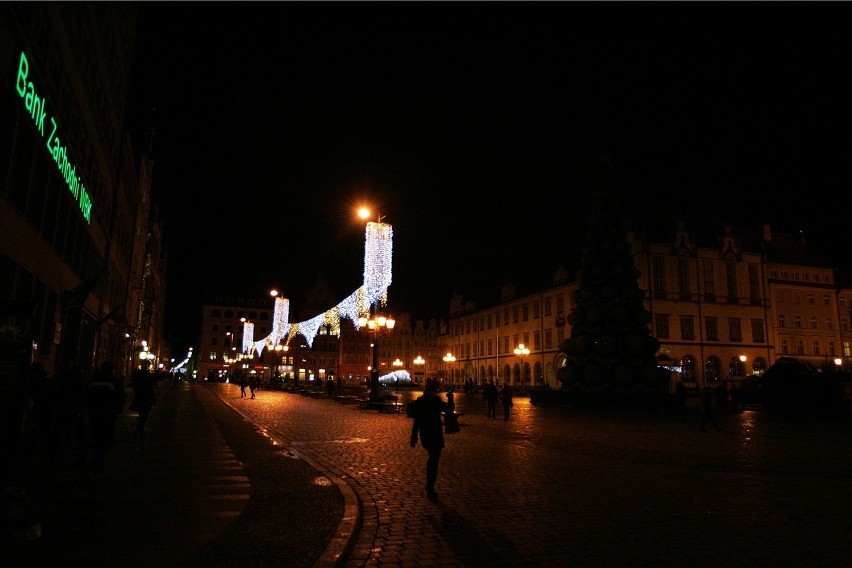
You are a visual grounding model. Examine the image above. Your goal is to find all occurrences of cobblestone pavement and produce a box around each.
[212,384,852,567]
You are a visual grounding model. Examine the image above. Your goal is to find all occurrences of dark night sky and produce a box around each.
[125,3,852,352]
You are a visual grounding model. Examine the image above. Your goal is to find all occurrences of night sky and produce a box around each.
[125,4,852,352]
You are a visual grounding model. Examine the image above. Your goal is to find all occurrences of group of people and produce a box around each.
[483,379,513,420]
[17,360,158,479]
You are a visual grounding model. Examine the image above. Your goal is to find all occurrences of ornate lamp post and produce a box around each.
[413,355,425,385]
[358,310,396,402]
[443,352,456,387]
[514,343,530,386]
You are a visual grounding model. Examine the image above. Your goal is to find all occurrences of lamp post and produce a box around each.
[443,352,456,388]
[413,355,425,385]
[358,309,395,402]
[514,343,530,386]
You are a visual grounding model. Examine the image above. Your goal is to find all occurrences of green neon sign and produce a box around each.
[15,51,93,224]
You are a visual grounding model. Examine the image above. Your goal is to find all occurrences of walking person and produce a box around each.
[484,379,499,419]
[327,375,336,398]
[410,378,448,501]
[85,361,125,478]
[700,388,721,432]
[55,360,88,465]
[130,367,157,440]
[22,362,59,465]
[249,374,258,399]
[500,381,514,420]
[239,372,249,398]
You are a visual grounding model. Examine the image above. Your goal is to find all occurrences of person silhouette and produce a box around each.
[700,388,721,432]
[499,382,513,420]
[130,367,157,440]
[86,361,125,477]
[410,378,448,501]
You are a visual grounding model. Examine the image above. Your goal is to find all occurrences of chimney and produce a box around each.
[762,224,772,242]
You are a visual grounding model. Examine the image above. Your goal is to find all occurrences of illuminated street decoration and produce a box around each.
[244,221,392,353]
[14,51,93,223]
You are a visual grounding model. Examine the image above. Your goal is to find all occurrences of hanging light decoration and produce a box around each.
[249,220,393,349]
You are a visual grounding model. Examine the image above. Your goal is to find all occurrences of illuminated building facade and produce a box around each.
[442,222,852,391]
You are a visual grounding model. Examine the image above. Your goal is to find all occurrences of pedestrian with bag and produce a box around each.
[500,381,514,420]
[410,378,448,501]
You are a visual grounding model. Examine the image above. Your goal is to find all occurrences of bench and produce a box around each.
[375,395,403,413]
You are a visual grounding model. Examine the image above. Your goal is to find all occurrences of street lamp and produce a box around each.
[443,352,456,386]
[358,309,395,401]
[413,355,425,385]
[514,343,530,386]
[274,343,289,385]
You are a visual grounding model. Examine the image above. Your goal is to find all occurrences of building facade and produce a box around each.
[441,221,852,392]
[0,4,166,384]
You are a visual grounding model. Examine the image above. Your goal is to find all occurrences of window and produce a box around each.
[810,316,818,329]
[705,317,719,341]
[726,261,738,302]
[796,339,805,355]
[544,298,552,317]
[655,314,670,339]
[652,255,666,295]
[751,319,765,343]
[522,303,530,322]
[812,340,821,356]
[843,317,849,332]
[779,314,786,328]
[513,306,519,323]
[680,316,695,341]
[794,315,802,328]
[678,258,690,295]
[781,338,789,355]
[702,259,715,297]
[212,309,221,317]
[808,293,815,305]
[210,337,218,346]
[209,351,217,360]
[533,302,540,319]
[545,329,553,349]
[748,264,760,302]
[824,294,830,306]
[829,340,836,356]
[728,318,742,342]
[212,323,219,331]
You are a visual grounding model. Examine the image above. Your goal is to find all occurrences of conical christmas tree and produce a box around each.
[558,159,665,406]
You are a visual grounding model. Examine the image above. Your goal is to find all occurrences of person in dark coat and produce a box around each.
[700,388,721,433]
[484,379,499,419]
[86,361,125,477]
[130,368,157,440]
[410,378,448,501]
[499,382,513,420]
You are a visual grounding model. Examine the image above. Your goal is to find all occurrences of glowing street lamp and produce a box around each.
[413,355,425,384]
[443,352,456,385]
[358,309,395,401]
[514,343,530,385]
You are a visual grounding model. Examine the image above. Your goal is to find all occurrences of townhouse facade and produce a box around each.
[441,221,852,392]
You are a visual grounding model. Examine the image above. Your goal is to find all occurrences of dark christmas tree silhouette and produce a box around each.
[558,158,664,404]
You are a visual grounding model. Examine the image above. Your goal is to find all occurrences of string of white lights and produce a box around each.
[244,221,392,355]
